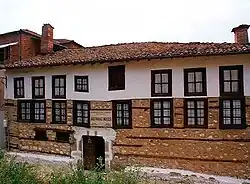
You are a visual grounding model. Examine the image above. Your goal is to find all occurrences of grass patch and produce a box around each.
[0,151,141,184]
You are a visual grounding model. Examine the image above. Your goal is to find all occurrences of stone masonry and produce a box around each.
[4,98,250,178]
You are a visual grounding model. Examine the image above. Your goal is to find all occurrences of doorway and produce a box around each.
[82,136,105,170]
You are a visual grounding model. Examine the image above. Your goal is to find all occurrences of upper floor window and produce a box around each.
[0,46,10,63]
[184,68,207,96]
[52,75,66,98]
[52,101,67,124]
[219,65,243,96]
[219,98,246,129]
[14,77,24,98]
[74,76,89,92]
[113,100,132,128]
[151,70,172,97]
[108,65,125,91]
[17,100,46,123]
[184,98,208,128]
[73,101,90,127]
[32,76,45,99]
[151,99,173,128]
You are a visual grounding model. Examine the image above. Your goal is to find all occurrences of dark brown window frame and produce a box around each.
[73,101,90,127]
[184,98,208,128]
[32,76,45,99]
[112,100,132,129]
[52,75,66,99]
[14,77,25,98]
[219,65,244,96]
[34,129,48,141]
[150,98,173,128]
[108,65,125,91]
[151,69,172,97]
[17,100,46,123]
[219,97,246,129]
[55,131,70,143]
[52,100,67,124]
[184,68,207,96]
[74,76,89,92]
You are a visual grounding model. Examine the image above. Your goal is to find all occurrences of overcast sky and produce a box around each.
[0,0,249,46]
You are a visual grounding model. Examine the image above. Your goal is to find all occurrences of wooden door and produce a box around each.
[82,136,96,170]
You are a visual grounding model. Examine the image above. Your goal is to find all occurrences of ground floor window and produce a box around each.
[151,99,173,128]
[219,97,246,129]
[52,101,67,123]
[112,100,132,128]
[56,131,70,143]
[17,100,46,123]
[184,98,208,128]
[73,101,90,127]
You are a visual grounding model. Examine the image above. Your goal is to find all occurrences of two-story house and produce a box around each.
[4,24,250,178]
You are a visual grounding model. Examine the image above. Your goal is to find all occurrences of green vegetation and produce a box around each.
[0,151,140,184]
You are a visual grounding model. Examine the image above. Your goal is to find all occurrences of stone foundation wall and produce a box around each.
[4,98,250,178]
[113,98,250,179]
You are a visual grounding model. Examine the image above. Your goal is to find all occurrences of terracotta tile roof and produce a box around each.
[5,42,250,69]
[54,39,72,44]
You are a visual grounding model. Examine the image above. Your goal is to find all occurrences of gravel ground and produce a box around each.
[7,152,250,184]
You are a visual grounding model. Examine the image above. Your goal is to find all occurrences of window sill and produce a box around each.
[151,93,172,97]
[113,126,132,129]
[73,124,90,128]
[108,87,125,91]
[184,126,208,129]
[151,125,173,128]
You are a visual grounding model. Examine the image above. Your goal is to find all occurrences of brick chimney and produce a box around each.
[231,24,249,44]
[41,24,54,54]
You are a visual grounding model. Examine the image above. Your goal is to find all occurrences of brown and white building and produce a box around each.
[3,24,250,178]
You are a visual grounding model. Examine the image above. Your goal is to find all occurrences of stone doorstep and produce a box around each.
[8,151,74,163]
[125,166,250,184]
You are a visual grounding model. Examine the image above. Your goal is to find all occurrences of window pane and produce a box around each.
[154,110,161,117]
[224,82,231,92]
[155,84,161,93]
[60,78,65,86]
[124,111,129,118]
[154,102,161,109]
[161,73,168,83]
[196,83,203,93]
[117,111,122,117]
[162,84,168,93]
[117,104,122,110]
[163,109,170,116]
[197,101,204,108]
[155,74,161,83]
[55,79,60,87]
[163,117,170,124]
[117,118,122,125]
[188,109,195,117]
[188,118,195,125]
[233,118,241,125]
[197,118,204,125]
[223,109,231,117]
[77,111,82,117]
[223,70,230,80]
[223,118,231,125]
[82,104,88,110]
[35,80,39,87]
[233,109,241,117]
[197,109,204,117]
[231,70,238,80]
[163,101,170,108]
[188,72,194,82]
[187,101,195,108]
[60,88,64,96]
[55,88,59,96]
[39,88,43,96]
[231,82,238,92]
[233,100,241,108]
[223,100,230,108]
[124,119,129,125]
[195,72,202,82]
[154,118,161,124]
[188,83,195,93]
[123,104,128,110]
